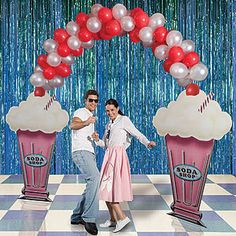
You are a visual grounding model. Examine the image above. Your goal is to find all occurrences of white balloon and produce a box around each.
[170,62,189,79]
[43,39,58,53]
[166,30,183,47]
[46,52,61,67]
[142,39,154,48]
[30,72,46,87]
[43,79,53,91]
[34,65,43,73]
[112,4,127,20]
[81,40,94,49]
[67,36,81,50]
[176,77,193,87]
[154,45,169,60]
[66,21,80,36]
[91,4,103,16]
[61,55,74,65]
[139,27,153,43]
[148,13,166,29]
[189,62,208,81]
[86,17,102,33]
[120,16,135,32]
[181,40,195,53]
[48,76,64,88]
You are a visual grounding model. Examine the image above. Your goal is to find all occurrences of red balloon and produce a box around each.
[54,28,69,44]
[105,20,121,36]
[133,11,149,28]
[129,28,140,43]
[186,84,200,96]
[98,7,113,23]
[78,27,93,42]
[56,63,71,77]
[153,27,168,44]
[163,59,174,73]
[57,42,71,57]
[92,32,101,40]
[151,41,161,53]
[99,26,113,40]
[71,46,84,56]
[182,52,200,68]
[37,54,48,69]
[43,67,56,80]
[76,12,89,27]
[130,8,143,17]
[34,87,45,97]
[168,46,184,62]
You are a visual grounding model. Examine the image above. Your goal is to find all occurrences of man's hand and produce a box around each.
[147,141,156,149]
[85,116,96,126]
[92,132,99,141]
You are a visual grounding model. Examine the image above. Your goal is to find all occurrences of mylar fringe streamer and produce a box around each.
[0,0,234,174]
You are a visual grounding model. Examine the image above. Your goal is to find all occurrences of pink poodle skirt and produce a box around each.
[99,146,133,202]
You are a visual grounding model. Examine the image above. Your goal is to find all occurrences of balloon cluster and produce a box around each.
[30,3,209,96]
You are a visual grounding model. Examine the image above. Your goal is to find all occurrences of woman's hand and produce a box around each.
[147,141,156,149]
[92,132,99,142]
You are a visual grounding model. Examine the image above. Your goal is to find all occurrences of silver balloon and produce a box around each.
[139,27,153,43]
[189,62,208,81]
[66,21,80,36]
[29,72,46,87]
[48,76,64,88]
[43,79,53,91]
[61,55,74,65]
[91,3,103,16]
[170,62,189,79]
[112,4,127,20]
[67,36,81,50]
[47,52,61,67]
[176,77,193,87]
[181,40,195,53]
[81,40,94,49]
[34,65,43,73]
[86,17,102,33]
[142,39,154,48]
[154,45,169,60]
[166,30,183,47]
[148,13,166,30]
[120,16,135,32]
[43,39,58,53]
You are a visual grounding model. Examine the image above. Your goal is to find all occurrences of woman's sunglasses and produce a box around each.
[88,98,99,103]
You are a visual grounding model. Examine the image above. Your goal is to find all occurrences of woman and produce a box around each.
[92,99,156,233]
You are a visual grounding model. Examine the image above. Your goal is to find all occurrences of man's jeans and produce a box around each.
[71,150,100,223]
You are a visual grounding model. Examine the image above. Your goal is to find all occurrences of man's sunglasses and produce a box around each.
[88,98,99,103]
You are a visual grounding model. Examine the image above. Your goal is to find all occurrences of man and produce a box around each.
[70,90,100,235]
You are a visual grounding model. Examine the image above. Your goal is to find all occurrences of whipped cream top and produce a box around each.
[6,93,69,133]
[153,90,232,141]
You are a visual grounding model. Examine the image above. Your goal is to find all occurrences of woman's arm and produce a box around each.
[92,132,106,148]
[123,116,155,148]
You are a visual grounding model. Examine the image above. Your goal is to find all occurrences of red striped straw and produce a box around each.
[198,92,214,113]
[44,94,56,111]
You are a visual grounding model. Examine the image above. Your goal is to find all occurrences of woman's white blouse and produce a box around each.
[95,115,150,149]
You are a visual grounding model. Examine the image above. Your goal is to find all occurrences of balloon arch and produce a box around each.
[30,3,209,96]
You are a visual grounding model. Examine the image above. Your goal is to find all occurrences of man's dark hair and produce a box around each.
[84,90,99,100]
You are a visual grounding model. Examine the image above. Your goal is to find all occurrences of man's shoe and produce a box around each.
[85,222,98,235]
[71,218,85,225]
[113,217,130,233]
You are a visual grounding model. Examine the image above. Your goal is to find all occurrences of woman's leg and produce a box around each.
[106,202,117,222]
[110,202,126,221]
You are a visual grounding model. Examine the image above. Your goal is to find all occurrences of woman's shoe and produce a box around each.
[99,219,116,228]
[113,217,130,233]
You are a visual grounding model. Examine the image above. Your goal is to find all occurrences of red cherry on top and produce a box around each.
[34,87,45,97]
[186,84,200,96]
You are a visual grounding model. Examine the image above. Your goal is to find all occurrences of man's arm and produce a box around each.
[70,116,96,130]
